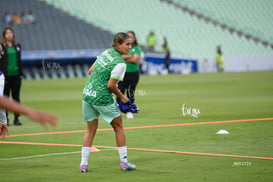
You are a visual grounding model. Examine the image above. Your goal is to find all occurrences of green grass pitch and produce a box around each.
[0,71,273,182]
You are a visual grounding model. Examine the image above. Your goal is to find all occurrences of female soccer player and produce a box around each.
[118,31,142,119]
[80,32,136,172]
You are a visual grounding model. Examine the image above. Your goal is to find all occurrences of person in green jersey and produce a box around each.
[80,32,136,172]
[117,31,141,119]
[147,31,156,52]
[0,27,23,126]
[215,45,224,72]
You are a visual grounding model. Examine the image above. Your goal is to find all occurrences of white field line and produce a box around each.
[0,148,116,161]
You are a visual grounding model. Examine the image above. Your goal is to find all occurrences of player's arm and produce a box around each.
[0,96,57,127]
[87,61,96,75]
[108,79,129,103]
[0,96,33,115]
[122,54,139,63]
[107,62,129,103]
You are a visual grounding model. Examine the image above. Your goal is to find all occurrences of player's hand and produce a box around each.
[127,102,139,113]
[120,96,129,103]
[117,99,129,113]
[117,100,139,114]
[0,123,9,139]
[26,110,58,128]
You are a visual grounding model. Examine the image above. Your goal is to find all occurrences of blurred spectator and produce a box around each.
[11,12,22,24]
[146,31,156,52]
[162,37,171,73]
[4,12,12,24]
[0,27,23,125]
[24,11,36,24]
[215,45,224,72]
[4,11,35,25]
[21,12,27,24]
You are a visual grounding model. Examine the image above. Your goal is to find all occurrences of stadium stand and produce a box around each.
[1,0,272,57]
[41,0,273,58]
[0,0,114,79]
[171,0,273,44]
[0,0,272,78]
[0,0,114,51]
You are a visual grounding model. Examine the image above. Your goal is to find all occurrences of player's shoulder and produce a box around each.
[134,45,142,50]
[106,48,121,57]
[107,48,124,62]
[131,45,142,55]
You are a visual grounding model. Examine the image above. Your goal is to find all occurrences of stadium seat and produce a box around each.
[1,0,272,58]
[40,0,272,58]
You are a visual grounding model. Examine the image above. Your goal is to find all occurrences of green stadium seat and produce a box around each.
[3,0,271,58]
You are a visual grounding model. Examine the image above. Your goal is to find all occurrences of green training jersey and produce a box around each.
[83,48,126,106]
[126,45,141,72]
[215,52,224,67]
[7,47,19,76]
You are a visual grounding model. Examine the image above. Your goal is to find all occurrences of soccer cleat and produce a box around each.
[80,165,88,173]
[120,162,136,171]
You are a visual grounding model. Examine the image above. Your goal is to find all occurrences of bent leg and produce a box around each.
[110,115,126,147]
[111,115,129,164]
[111,115,136,170]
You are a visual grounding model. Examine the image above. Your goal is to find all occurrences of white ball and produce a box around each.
[191,113,199,118]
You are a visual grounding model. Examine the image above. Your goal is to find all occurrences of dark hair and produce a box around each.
[217,46,222,55]
[1,27,17,46]
[112,32,130,47]
[127,31,138,46]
